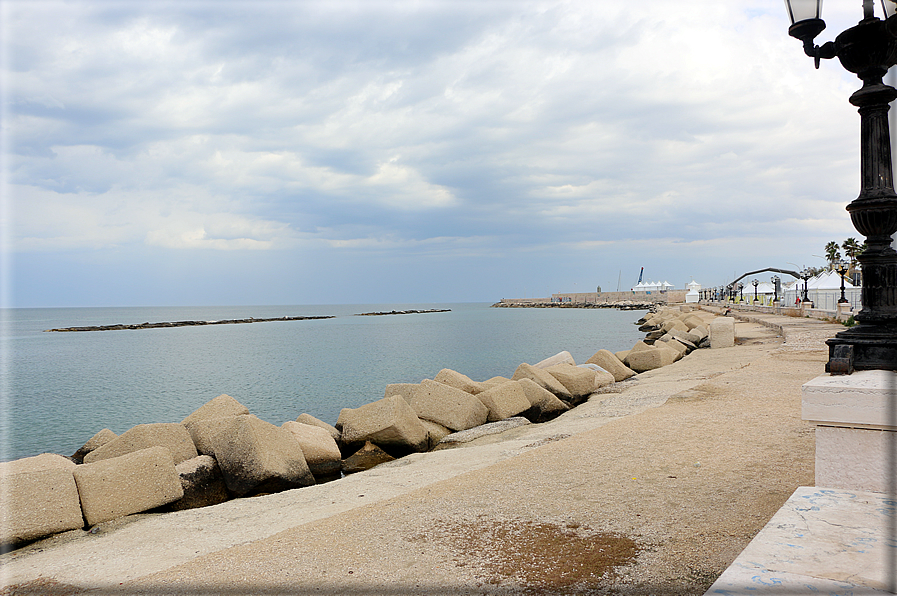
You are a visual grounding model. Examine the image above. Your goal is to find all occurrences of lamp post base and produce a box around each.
[825,321,897,373]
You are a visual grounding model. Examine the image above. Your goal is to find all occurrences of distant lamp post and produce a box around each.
[836,261,850,304]
[785,0,897,372]
[771,275,780,303]
[752,279,759,303]
[800,269,811,303]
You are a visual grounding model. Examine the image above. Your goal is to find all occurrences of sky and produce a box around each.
[0,0,881,307]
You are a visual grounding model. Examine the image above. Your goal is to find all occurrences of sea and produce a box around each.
[0,303,648,463]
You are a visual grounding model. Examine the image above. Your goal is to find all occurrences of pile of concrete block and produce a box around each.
[619,305,732,373]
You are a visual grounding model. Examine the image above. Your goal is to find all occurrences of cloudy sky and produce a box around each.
[1,0,878,307]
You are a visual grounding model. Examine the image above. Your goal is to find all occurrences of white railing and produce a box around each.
[780,287,862,311]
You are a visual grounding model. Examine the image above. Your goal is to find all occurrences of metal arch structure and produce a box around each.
[728,268,801,287]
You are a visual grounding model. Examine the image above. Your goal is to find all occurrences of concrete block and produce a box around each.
[661,338,688,359]
[339,394,428,454]
[661,319,688,334]
[383,383,418,404]
[282,421,343,477]
[545,364,601,398]
[169,455,229,512]
[627,347,675,373]
[181,394,250,426]
[294,413,340,442]
[0,468,83,545]
[433,369,485,394]
[83,422,198,465]
[0,453,75,476]
[511,363,572,400]
[71,429,117,463]
[709,317,735,348]
[481,376,511,390]
[210,415,314,496]
[419,419,452,450]
[517,378,569,422]
[342,441,395,474]
[409,379,488,431]
[682,315,704,330]
[533,351,576,369]
[475,381,531,422]
[585,349,636,382]
[73,446,183,526]
[578,364,616,387]
[185,415,242,457]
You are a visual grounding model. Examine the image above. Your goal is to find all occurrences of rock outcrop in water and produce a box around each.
[44,315,334,333]
[1,305,730,549]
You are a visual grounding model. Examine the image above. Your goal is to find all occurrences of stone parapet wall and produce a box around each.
[701,300,850,323]
[496,297,553,304]
[551,290,688,304]
[498,291,688,306]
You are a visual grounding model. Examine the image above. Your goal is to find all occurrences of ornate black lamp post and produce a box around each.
[752,279,759,303]
[772,275,780,303]
[836,261,851,303]
[800,268,811,303]
[786,0,897,372]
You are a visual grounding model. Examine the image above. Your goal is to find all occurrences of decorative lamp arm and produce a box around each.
[807,40,837,69]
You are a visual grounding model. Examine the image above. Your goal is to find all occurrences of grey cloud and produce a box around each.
[4,0,868,305]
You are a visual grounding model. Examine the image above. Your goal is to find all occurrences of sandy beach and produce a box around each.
[0,309,843,595]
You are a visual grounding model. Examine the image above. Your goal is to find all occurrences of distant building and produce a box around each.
[631,280,674,293]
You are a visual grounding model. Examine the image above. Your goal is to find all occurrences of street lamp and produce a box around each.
[800,268,811,303]
[752,279,759,303]
[771,275,780,303]
[785,0,897,372]
[836,260,850,303]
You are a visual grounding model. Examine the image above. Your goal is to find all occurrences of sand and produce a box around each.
[0,309,843,595]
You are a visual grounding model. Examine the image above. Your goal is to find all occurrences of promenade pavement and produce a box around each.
[2,309,889,595]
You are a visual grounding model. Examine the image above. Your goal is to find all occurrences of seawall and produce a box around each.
[497,290,689,306]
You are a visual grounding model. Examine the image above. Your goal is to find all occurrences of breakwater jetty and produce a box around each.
[354,309,451,316]
[44,315,334,333]
[492,300,653,310]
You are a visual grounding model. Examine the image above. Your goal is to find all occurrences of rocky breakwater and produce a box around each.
[614,304,733,372]
[0,305,734,551]
[354,309,451,316]
[492,300,653,310]
[45,315,334,333]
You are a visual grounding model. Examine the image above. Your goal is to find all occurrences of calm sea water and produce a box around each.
[0,303,647,462]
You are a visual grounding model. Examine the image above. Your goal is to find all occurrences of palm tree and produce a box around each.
[825,241,842,269]
[842,237,862,271]
[841,238,862,267]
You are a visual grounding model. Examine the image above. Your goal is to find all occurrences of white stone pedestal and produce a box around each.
[802,370,896,492]
[836,301,853,321]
